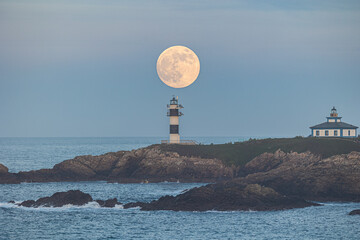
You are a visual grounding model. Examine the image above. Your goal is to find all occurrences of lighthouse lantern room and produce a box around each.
[167,96,183,143]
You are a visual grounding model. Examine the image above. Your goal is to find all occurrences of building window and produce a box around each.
[334,130,338,136]
[349,130,351,136]
[325,130,329,136]
[316,130,319,136]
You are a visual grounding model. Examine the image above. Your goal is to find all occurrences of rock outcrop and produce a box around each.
[1,146,235,184]
[0,163,19,184]
[0,163,8,174]
[18,190,93,207]
[16,190,121,208]
[349,209,360,215]
[2,144,360,204]
[242,150,360,201]
[108,147,234,182]
[124,182,319,211]
[122,150,360,211]
[95,198,120,208]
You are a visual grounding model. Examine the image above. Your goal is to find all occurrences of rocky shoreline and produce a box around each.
[241,151,360,202]
[123,183,320,211]
[11,188,318,212]
[2,138,360,211]
[124,149,360,210]
[0,146,235,184]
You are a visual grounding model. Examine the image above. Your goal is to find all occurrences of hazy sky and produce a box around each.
[1,0,359,137]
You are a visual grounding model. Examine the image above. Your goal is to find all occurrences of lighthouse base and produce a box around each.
[170,134,180,144]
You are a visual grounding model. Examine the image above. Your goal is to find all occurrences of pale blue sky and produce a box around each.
[0,0,359,137]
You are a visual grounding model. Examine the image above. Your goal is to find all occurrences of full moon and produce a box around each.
[156,46,200,88]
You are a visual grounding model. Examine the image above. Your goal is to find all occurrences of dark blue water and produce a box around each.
[1,137,360,240]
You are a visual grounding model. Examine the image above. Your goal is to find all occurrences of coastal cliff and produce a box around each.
[1,138,360,185]
[2,137,360,210]
[1,138,360,192]
[1,146,235,184]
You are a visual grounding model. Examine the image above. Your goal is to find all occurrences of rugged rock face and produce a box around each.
[125,182,318,211]
[108,147,234,181]
[242,150,360,201]
[0,164,8,174]
[16,190,122,208]
[130,150,360,211]
[53,151,126,180]
[349,209,360,215]
[0,163,19,184]
[2,145,360,204]
[241,150,320,175]
[1,146,235,184]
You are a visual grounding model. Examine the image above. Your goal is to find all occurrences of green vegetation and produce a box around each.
[158,137,360,167]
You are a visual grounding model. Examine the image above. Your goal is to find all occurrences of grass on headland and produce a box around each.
[158,137,360,167]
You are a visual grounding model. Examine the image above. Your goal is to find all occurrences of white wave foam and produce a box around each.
[0,201,124,211]
[114,204,124,209]
[203,209,258,213]
[0,202,19,208]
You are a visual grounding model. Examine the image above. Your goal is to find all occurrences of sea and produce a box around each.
[0,137,359,240]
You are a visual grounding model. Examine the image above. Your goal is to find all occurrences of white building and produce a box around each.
[310,107,358,138]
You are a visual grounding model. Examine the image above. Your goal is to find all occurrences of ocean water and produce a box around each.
[1,137,360,240]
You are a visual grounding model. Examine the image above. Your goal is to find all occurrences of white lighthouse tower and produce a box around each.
[167,96,183,144]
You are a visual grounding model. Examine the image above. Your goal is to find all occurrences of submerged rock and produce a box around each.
[349,209,360,215]
[129,182,319,212]
[95,198,121,208]
[16,190,121,208]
